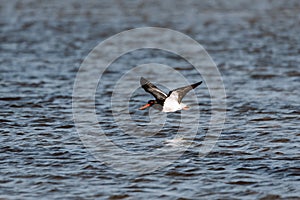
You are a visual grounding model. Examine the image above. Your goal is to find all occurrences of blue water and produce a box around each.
[1,1,299,199]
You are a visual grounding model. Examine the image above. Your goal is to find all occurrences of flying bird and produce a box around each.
[139,77,202,112]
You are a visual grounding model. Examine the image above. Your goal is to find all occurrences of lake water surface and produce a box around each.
[1,1,299,199]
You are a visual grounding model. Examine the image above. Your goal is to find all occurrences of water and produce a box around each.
[1,1,299,199]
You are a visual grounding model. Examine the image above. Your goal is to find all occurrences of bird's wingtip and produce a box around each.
[140,77,148,85]
[192,81,202,88]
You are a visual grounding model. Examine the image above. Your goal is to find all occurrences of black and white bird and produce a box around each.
[139,77,202,112]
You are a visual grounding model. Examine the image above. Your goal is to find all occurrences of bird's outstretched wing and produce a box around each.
[169,81,202,103]
[140,77,168,101]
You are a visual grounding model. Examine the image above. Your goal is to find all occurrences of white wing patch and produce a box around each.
[153,88,168,98]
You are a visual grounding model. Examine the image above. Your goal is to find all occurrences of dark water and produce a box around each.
[1,1,299,199]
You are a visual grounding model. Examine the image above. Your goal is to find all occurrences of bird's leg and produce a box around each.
[182,106,190,110]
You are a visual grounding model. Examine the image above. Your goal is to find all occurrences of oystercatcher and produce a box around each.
[139,77,202,112]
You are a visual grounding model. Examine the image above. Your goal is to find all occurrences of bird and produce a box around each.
[139,77,202,112]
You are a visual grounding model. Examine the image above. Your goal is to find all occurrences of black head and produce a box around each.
[148,100,156,105]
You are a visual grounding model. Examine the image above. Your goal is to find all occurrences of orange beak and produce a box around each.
[139,103,151,110]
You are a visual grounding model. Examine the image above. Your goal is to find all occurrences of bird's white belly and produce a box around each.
[162,101,181,112]
[162,93,185,112]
